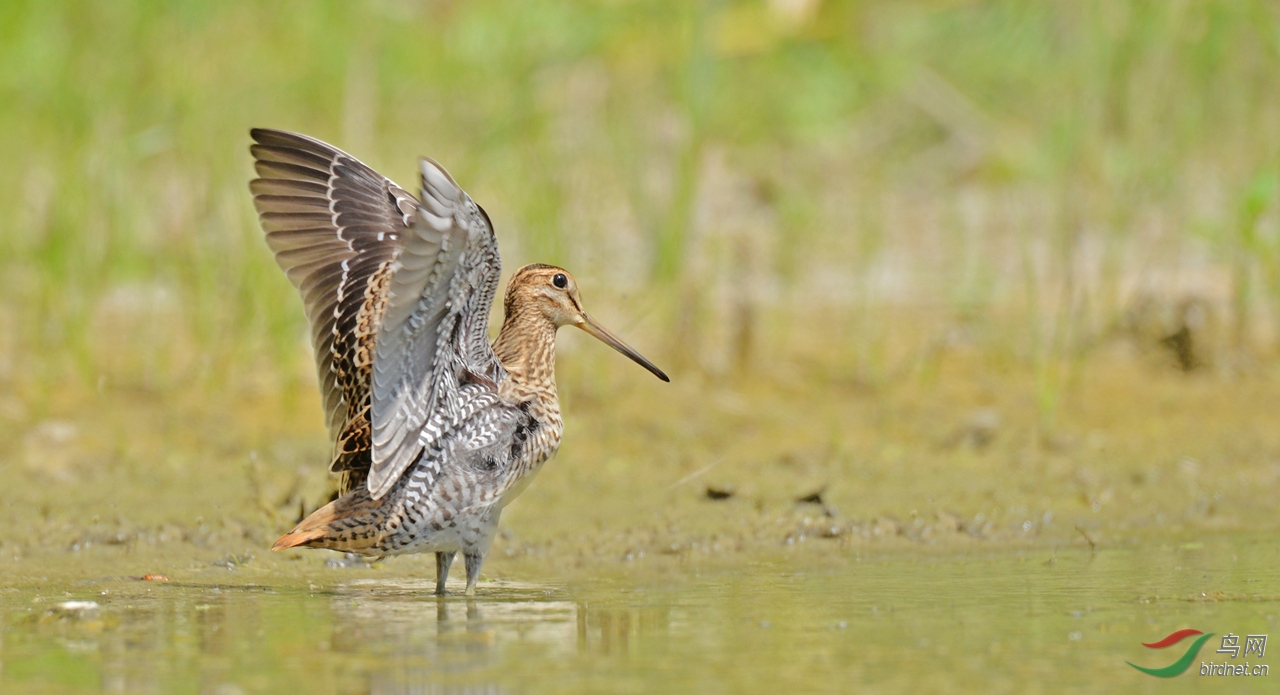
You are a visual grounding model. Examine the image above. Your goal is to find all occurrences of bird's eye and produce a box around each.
[552,273,568,289]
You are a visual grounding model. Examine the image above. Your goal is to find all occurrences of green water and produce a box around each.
[2,535,1277,693]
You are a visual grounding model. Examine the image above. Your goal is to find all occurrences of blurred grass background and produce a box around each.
[2,0,1280,552]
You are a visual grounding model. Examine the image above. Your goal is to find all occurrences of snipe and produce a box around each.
[249,129,668,595]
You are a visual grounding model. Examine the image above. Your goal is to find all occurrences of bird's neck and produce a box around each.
[493,309,561,421]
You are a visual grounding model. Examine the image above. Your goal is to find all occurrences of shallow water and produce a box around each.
[3,533,1277,694]
[4,353,1280,693]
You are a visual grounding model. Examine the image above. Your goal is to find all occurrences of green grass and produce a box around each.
[1,0,1278,413]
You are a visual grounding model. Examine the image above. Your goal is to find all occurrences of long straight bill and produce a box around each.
[577,314,670,382]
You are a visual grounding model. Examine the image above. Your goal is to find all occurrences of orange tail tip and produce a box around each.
[270,491,385,553]
[271,500,342,551]
[271,527,324,552]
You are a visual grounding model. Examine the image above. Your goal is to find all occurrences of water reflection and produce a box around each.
[1,577,613,694]
[321,578,677,692]
[327,578,580,694]
[3,538,1278,693]
[577,602,675,658]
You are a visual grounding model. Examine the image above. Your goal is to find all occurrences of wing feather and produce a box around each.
[366,158,505,499]
[250,129,505,501]
[250,178,329,197]
[249,129,413,489]
[250,144,333,172]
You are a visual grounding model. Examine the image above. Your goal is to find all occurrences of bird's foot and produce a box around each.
[435,551,456,596]
[463,551,483,597]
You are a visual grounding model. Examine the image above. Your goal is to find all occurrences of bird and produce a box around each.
[248,129,669,595]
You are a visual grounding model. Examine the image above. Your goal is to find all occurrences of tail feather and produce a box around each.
[271,489,388,553]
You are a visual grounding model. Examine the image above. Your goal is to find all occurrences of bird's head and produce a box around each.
[505,264,669,382]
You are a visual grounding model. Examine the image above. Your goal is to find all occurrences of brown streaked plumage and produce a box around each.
[250,130,668,595]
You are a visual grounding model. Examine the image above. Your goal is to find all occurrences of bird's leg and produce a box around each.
[435,551,456,595]
[463,552,485,597]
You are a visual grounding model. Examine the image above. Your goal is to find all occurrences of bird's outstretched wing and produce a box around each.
[250,129,419,488]
[369,158,504,500]
[249,129,504,501]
